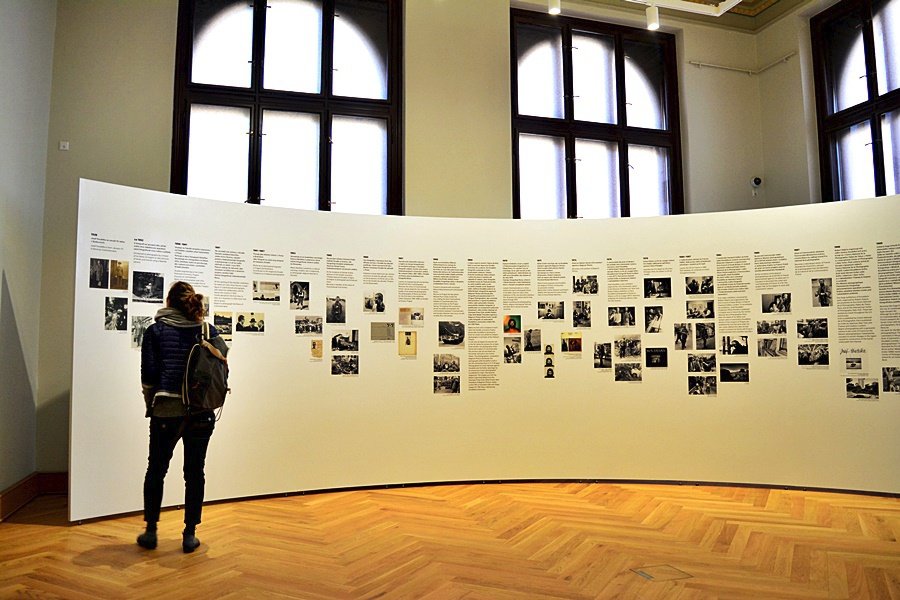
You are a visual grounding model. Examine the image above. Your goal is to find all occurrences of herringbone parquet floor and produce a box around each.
[1,483,898,599]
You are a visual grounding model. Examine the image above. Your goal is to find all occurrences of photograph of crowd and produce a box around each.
[434,375,461,393]
[594,342,612,368]
[688,376,717,395]
[363,291,385,313]
[433,353,461,372]
[572,301,591,327]
[370,321,395,341]
[797,318,828,339]
[523,328,541,352]
[131,315,153,348]
[295,315,323,335]
[645,347,668,368]
[644,277,672,298]
[608,306,635,326]
[812,278,832,307]
[798,343,829,366]
[236,312,265,332]
[560,332,582,353]
[331,354,358,375]
[438,321,465,346]
[504,337,522,363]
[674,323,693,350]
[573,274,598,295]
[132,271,164,303]
[89,258,109,289]
[686,300,714,319]
[757,319,787,334]
[104,297,128,331]
[762,292,792,313]
[213,312,233,336]
[503,314,521,333]
[614,363,642,381]
[538,301,565,320]
[685,275,714,295]
[695,322,716,350]
[688,353,716,372]
[883,367,900,392]
[331,330,359,351]
[326,296,347,323]
[252,280,280,302]
[846,378,878,399]
[720,363,749,382]
[399,307,425,326]
[399,331,417,355]
[614,335,641,359]
[290,281,309,310]
[109,260,129,290]
[757,338,787,358]
[645,307,663,333]
[720,335,749,355]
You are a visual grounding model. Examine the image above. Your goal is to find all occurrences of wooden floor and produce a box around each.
[1,483,898,599]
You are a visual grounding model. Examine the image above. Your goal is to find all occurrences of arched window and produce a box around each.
[511,10,683,219]
[171,0,402,214]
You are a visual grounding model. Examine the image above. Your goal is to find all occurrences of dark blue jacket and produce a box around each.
[141,320,220,395]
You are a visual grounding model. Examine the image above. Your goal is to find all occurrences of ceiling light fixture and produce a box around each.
[549,0,561,15]
[627,0,742,18]
[646,5,660,29]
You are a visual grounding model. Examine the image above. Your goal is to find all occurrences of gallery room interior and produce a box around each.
[2,0,899,597]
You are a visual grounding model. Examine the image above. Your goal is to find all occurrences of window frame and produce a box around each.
[510,9,684,219]
[170,0,404,214]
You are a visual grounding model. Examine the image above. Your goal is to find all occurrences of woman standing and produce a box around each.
[138,281,221,553]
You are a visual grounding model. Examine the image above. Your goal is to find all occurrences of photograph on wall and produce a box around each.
[109,259,129,290]
[686,300,714,319]
[572,301,591,328]
[645,306,663,333]
[310,339,323,359]
[608,306,635,326]
[645,347,668,368]
[213,311,233,342]
[433,353,460,373]
[104,297,128,331]
[326,296,347,323]
[757,319,787,334]
[673,323,693,350]
[812,278,833,307]
[438,321,465,347]
[644,277,672,298]
[688,376,717,395]
[371,321,395,342]
[434,375,460,394]
[762,292,792,313]
[503,314,521,333]
[132,271,164,303]
[544,343,554,356]
[399,331,417,356]
[89,258,109,289]
[614,334,641,359]
[363,291,386,313]
[544,366,555,379]
[544,355,555,369]
[504,337,522,363]
[688,353,716,372]
[331,354,359,375]
[399,307,425,327]
[797,318,828,339]
[685,275,713,295]
[846,378,878,399]
[594,342,612,369]
[289,281,309,310]
[721,335,749,355]
[561,332,582,353]
[253,280,281,303]
[720,362,750,382]
[331,330,359,351]
[538,301,564,320]
[882,367,900,392]
[236,312,265,332]
[573,274,598,295]
[757,338,787,358]
[798,343,829,366]
[614,363,642,382]
[295,315,323,335]
[523,328,541,352]
[695,322,716,350]
[131,315,153,348]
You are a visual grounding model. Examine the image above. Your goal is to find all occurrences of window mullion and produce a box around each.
[619,141,631,217]
[562,26,577,218]
[871,116,887,196]
[321,111,333,211]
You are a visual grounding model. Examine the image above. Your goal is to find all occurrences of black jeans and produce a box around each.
[143,411,216,526]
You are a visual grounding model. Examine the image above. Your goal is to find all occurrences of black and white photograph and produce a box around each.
[688,376,717,395]
[762,292,792,313]
[109,259,129,290]
[673,323,693,350]
[131,315,153,348]
[503,314,521,333]
[812,278,832,307]
[434,353,461,372]
[757,338,787,358]
[845,357,863,370]
[644,277,671,298]
[331,330,359,351]
[310,339,323,359]
[645,347,668,368]
[560,332,582,353]
[720,362,750,382]
[132,271,164,303]
[438,321,465,347]
[89,258,109,289]
[721,335,749,355]
[213,311,233,341]
[846,378,878,399]
[685,275,714,295]
[434,375,461,394]
[798,343,829,366]
[399,331,417,356]
[253,280,281,302]
[686,300,714,319]
[363,291,385,313]
[797,318,828,339]
[236,312,265,332]
[614,363,642,382]
[523,328,541,352]
[608,306,635,326]
[504,337,522,363]
[614,334,641,359]
[371,322,395,342]
[573,274,598,295]
[326,296,347,323]
[104,297,128,331]
[290,281,309,310]
[695,322,716,350]
[757,319,787,334]
[594,342,612,369]
[399,307,425,327]
[538,301,564,320]
[572,301,591,328]
[331,354,359,375]
[882,367,900,392]
[544,355,554,368]
[645,306,663,333]
[544,366,555,379]
[295,315,323,335]
[688,353,716,372]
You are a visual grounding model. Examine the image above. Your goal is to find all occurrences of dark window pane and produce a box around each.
[191,0,253,87]
[873,0,900,96]
[825,12,868,113]
[333,0,389,99]
[624,40,666,130]
[516,24,564,119]
[263,0,323,93]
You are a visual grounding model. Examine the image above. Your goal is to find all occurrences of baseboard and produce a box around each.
[0,472,68,521]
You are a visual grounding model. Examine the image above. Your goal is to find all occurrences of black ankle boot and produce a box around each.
[182,528,200,553]
[137,528,158,550]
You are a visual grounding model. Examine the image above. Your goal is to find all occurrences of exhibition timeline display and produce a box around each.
[70,180,900,520]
